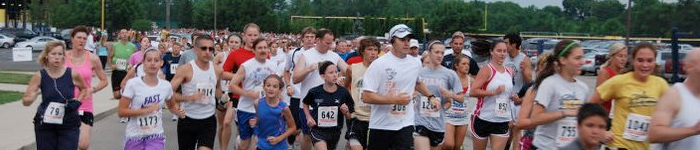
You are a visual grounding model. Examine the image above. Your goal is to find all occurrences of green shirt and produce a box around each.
[112,42,136,71]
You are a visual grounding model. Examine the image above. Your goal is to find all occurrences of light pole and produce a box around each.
[166,0,171,29]
[101,0,105,31]
[214,0,217,34]
[626,0,631,46]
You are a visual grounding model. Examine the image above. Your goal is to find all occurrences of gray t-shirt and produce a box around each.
[413,66,462,132]
[178,49,196,65]
[533,74,589,150]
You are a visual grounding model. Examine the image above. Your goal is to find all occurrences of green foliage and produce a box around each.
[131,19,153,31]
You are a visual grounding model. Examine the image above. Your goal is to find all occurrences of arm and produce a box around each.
[107,43,115,69]
[344,67,353,91]
[292,55,314,84]
[361,91,409,105]
[529,103,576,126]
[117,97,159,117]
[71,71,88,101]
[648,88,700,143]
[91,54,109,92]
[515,88,537,129]
[415,81,442,109]
[230,67,259,99]
[120,66,137,88]
[214,67,224,100]
[278,107,297,139]
[283,70,294,96]
[303,103,316,127]
[170,64,198,102]
[21,73,41,106]
[521,57,533,83]
[470,67,503,97]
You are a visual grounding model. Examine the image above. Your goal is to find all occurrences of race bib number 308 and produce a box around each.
[390,104,407,117]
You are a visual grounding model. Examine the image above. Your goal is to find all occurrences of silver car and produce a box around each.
[0,34,16,48]
[15,36,64,51]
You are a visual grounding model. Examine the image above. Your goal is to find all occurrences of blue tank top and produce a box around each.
[97,45,108,56]
[255,98,289,150]
[35,68,79,125]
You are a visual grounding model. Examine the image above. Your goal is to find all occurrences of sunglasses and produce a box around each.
[200,46,215,52]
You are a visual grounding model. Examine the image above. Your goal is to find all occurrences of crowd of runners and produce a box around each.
[18,23,700,150]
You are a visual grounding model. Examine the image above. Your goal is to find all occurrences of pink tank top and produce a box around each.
[66,52,94,112]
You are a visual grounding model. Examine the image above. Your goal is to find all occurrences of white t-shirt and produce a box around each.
[533,74,589,150]
[363,51,422,131]
[237,59,277,113]
[298,49,343,108]
[285,47,313,100]
[122,77,173,139]
[180,61,217,119]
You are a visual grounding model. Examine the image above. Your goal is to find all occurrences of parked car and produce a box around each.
[0,33,18,48]
[15,36,64,51]
[581,53,598,75]
[657,50,688,82]
[0,28,37,40]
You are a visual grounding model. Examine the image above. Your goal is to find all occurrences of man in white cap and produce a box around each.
[409,39,420,59]
[362,24,440,150]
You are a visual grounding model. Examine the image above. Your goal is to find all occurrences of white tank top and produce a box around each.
[236,59,277,113]
[181,61,217,119]
[474,64,513,123]
[665,83,700,150]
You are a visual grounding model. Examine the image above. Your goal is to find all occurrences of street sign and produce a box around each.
[13,47,32,62]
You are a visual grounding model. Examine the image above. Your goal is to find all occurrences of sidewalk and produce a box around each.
[0,75,119,150]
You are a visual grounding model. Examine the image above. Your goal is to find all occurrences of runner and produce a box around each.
[514,51,553,150]
[589,43,667,149]
[230,38,277,150]
[346,36,366,65]
[223,23,261,150]
[163,43,183,81]
[118,49,177,150]
[22,41,88,150]
[595,43,628,115]
[108,29,137,99]
[441,31,479,75]
[649,49,700,149]
[169,35,223,150]
[284,26,317,148]
[97,32,109,69]
[413,41,463,150]
[443,55,474,150]
[293,28,350,150]
[178,33,203,66]
[250,75,297,150]
[560,103,608,150]
[503,33,532,150]
[343,37,380,150]
[128,36,152,67]
[469,41,514,150]
[362,24,439,150]
[64,26,109,150]
[409,39,420,58]
[530,40,589,150]
[302,61,355,150]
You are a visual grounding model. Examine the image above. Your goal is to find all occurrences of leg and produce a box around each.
[511,126,522,150]
[237,111,255,150]
[414,135,432,150]
[393,126,415,150]
[442,124,456,150]
[35,124,59,150]
[299,112,312,150]
[217,109,232,150]
[288,98,302,146]
[58,125,80,150]
[366,129,390,150]
[198,115,217,150]
[490,135,510,150]
[453,125,468,150]
[78,123,92,150]
[471,137,489,150]
[314,141,329,150]
[470,117,489,150]
[178,118,197,150]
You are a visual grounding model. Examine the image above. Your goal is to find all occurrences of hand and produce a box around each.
[692,121,700,135]
[444,100,452,109]
[563,109,578,117]
[306,116,317,127]
[440,88,454,100]
[340,104,350,114]
[496,85,505,94]
[220,93,230,103]
[600,131,614,144]
[336,76,346,85]
[177,107,186,118]
[394,93,411,105]
[249,117,258,127]
[144,103,160,113]
[188,91,205,101]
[511,94,521,104]
[286,86,294,96]
[267,136,283,145]
[110,64,116,70]
[430,97,441,111]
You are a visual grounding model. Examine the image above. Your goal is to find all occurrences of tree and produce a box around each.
[427,1,482,35]
[563,0,593,20]
[131,19,153,31]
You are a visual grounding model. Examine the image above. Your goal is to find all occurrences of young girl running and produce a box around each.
[250,75,297,150]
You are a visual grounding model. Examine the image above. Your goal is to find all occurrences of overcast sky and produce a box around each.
[479,0,678,8]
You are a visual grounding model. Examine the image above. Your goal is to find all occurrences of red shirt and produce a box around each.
[346,56,363,65]
[222,47,255,99]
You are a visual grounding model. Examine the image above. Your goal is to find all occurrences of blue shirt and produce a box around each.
[255,98,289,150]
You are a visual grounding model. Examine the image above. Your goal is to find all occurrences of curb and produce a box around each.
[17,107,118,150]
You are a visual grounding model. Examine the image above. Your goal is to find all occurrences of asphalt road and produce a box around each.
[0,48,43,71]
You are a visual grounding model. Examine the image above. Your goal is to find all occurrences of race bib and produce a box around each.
[169,64,178,74]
[419,96,440,117]
[450,101,466,115]
[135,114,159,133]
[623,113,651,142]
[495,97,509,117]
[43,102,65,124]
[196,83,215,104]
[116,59,128,70]
[220,80,231,92]
[317,106,338,127]
[556,117,578,148]
[390,104,408,118]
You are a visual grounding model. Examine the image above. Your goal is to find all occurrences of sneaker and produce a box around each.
[172,115,178,121]
[119,117,128,123]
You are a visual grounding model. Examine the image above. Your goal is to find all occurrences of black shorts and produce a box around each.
[79,111,94,126]
[345,118,369,147]
[177,115,216,150]
[414,125,444,147]
[289,97,302,130]
[110,70,127,91]
[229,93,239,108]
[367,126,414,150]
[470,116,510,139]
[310,127,342,149]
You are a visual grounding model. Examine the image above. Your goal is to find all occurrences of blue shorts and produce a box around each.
[237,110,256,140]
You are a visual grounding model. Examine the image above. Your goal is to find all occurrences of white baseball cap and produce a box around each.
[389,24,413,39]
[410,39,419,48]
